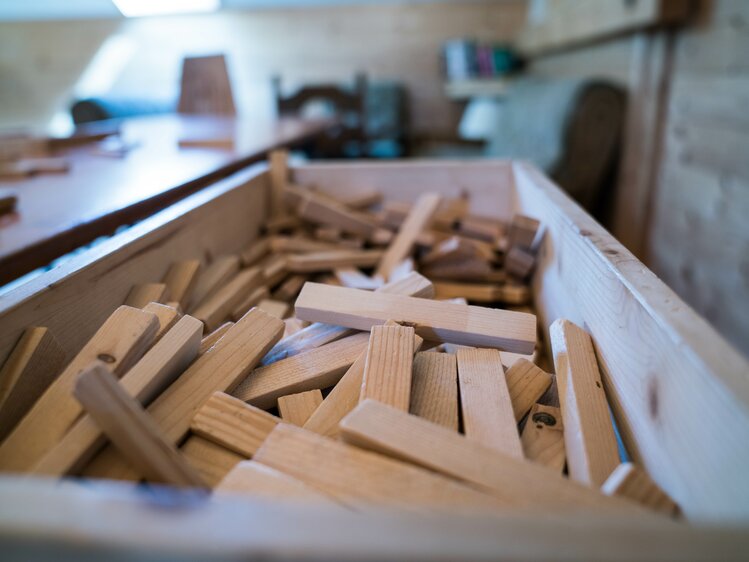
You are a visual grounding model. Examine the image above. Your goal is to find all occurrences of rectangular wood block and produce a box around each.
[181,435,244,488]
[277,389,324,426]
[505,358,553,421]
[409,352,458,431]
[161,260,201,308]
[192,267,264,332]
[360,325,415,411]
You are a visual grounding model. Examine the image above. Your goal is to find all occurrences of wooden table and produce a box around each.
[0,114,335,285]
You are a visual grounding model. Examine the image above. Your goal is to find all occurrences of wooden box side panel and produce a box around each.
[0,166,269,370]
[513,162,749,521]
[291,160,517,223]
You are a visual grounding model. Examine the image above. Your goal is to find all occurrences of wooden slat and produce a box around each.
[257,299,290,319]
[199,322,233,355]
[550,319,620,487]
[231,285,270,322]
[0,327,66,443]
[296,191,380,238]
[340,400,642,513]
[180,435,244,487]
[457,348,523,458]
[142,302,182,343]
[269,150,288,219]
[187,255,240,311]
[602,462,680,517]
[240,238,271,267]
[277,389,324,426]
[0,306,159,473]
[286,250,384,273]
[269,236,341,254]
[272,274,308,301]
[192,266,264,332]
[124,283,169,308]
[190,392,281,457]
[520,404,566,472]
[505,358,553,421]
[74,363,206,488]
[254,423,504,513]
[295,283,536,353]
[360,325,415,411]
[409,351,458,431]
[375,192,442,281]
[234,333,370,409]
[161,260,201,309]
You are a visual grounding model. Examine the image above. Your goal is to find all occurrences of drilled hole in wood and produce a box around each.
[532,412,557,426]
[97,353,116,364]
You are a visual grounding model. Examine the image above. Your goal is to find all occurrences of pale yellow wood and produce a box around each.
[142,302,182,344]
[277,389,324,426]
[74,363,206,488]
[375,192,442,281]
[340,190,382,210]
[272,274,308,302]
[234,332,370,409]
[550,319,620,487]
[505,359,553,421]
[231,285,270,322]
[457,348,523,459]
[160,260,201,309]
[124,283,170,308]
[81,308,283,481]
[602,462,680,517]
[285,250,383,273]
[360,325,416,411]
[295,283,536,353]
[433,281,498,303]
[240,238,271,267]
[193,266,264,332]
[270,236,341,254]
[420,236,493,267]
[216,460,341,505]
[254,423,504,513]
[409,351,458,431]
[260,254,288,287]
[257,299,290,319]
[296,191,380,238]
[340,400,642,514]
[180,435,244,488]
[33,315,203,477]
[0,306,159,473]
[269,150,288,219]
[190,392,281,457]
[188,255,240,312]
[520,404,566,472]
[199,322,233,355]
[0,327,66,443]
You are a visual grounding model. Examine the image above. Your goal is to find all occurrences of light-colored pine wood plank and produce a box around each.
[296,191,380,238]
[272,274,308,302]
[0,306,159,473]
[269,150,288,219]
[231,285,270,322]
[409,351,458,431]
[520,404,566,472]
[339,190,383,210]
[161,260,201,309]
[457,348,523,458]
[260,254,288,288]
[257,299,290,319]
[505,358,553,421]
[74,363,206,488]
[124,283,169,308]
[278,389,324,426]
[285,250,384,273]
[270,236,341,254]
[295,283,536,353]
[187,255,240,312]
[192,266,265,332]
[240,237,271,267]
[142,302,182,343]
[180,435,244,488]
[550,319,621,487]
[602,462,680,517]
[199,322,233,355]
[360,325,415,411]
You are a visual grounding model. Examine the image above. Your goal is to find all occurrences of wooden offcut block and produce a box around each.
[234,333,370,409]
[269,150,288,219]
[188,255,240,311]
[602,462,680,517]
[282,318,307,338]
[193,267,264,332]
[520,404,566,472]
[253,424,503,513]
[190,392,281,457]
[74,363,206,488]
[142,302,182,343]
[550,319,621,487]
[457,348,523,458]
[257,299,290,319]
[272,274,308,302]
[124,283,169,308]
[456,215,503,242]
[295,283,536,353]
[277,389,324,426]
[0,327,66,443]
[433,281,498,303]
[340,400,642,513]
[375,192,442,281]
[505,358,553,421]
[296,191,380,238]
[509,214,540,250]
[409,352,458,431]
[240,238,271,267]
[339,190,382,210]
[360,325,416,411]
[33,316,203,477]
[161,260,201,309]
[285,250,384,273]
[0,306,159,473]
[199,322,233,355]
[505,246,535,280]
[260,254,288,287]
[181,435,244,488]
[231,285,269,322]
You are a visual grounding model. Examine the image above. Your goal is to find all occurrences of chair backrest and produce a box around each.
[178,55,236,116]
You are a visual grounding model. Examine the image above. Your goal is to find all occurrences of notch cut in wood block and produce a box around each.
[254,423,503,513]
[278,389,324,426]
[295,282,536,354]
[0,306,159,473]
[509,214,540,250]
[190,392,281,457]
[505,359,553,421]
[257,299,290,320]
[521,404,566,472]
[74,363,205,488]
[161,260,201,309]
[409,352,458,431]
[193,267,265,332]
[33,315,203,477]
[269,150,288,219]
[285,250,384,273]
[340,400,643,514]
[360,325,416,411]
[602,462,680,517]
[188,255,240,312]
[234,332,370,409]
[216,460,342,506]
[240,238,271,267]
[0,327,66,443]
[81,308,284,481]
[550,319,620,487]
[199,322,233,355]
[124,283,169,309]
[457,348,523,458]
[505,246,536,280]
[142,302,182,343]
[231,285,270,322]
[181,435,244,488]
[375,192,442,281]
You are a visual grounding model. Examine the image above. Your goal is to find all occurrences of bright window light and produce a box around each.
[113,0,220,17]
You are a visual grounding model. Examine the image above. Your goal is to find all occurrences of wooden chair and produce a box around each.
[273,73,367,158]
[178,55,236,116]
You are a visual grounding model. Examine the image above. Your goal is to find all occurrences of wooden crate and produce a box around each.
[0,160,747,560]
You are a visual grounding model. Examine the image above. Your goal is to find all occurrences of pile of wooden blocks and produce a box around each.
[0,151,679,519]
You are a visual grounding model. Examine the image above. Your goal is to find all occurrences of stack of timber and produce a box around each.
[0,150,680,521]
